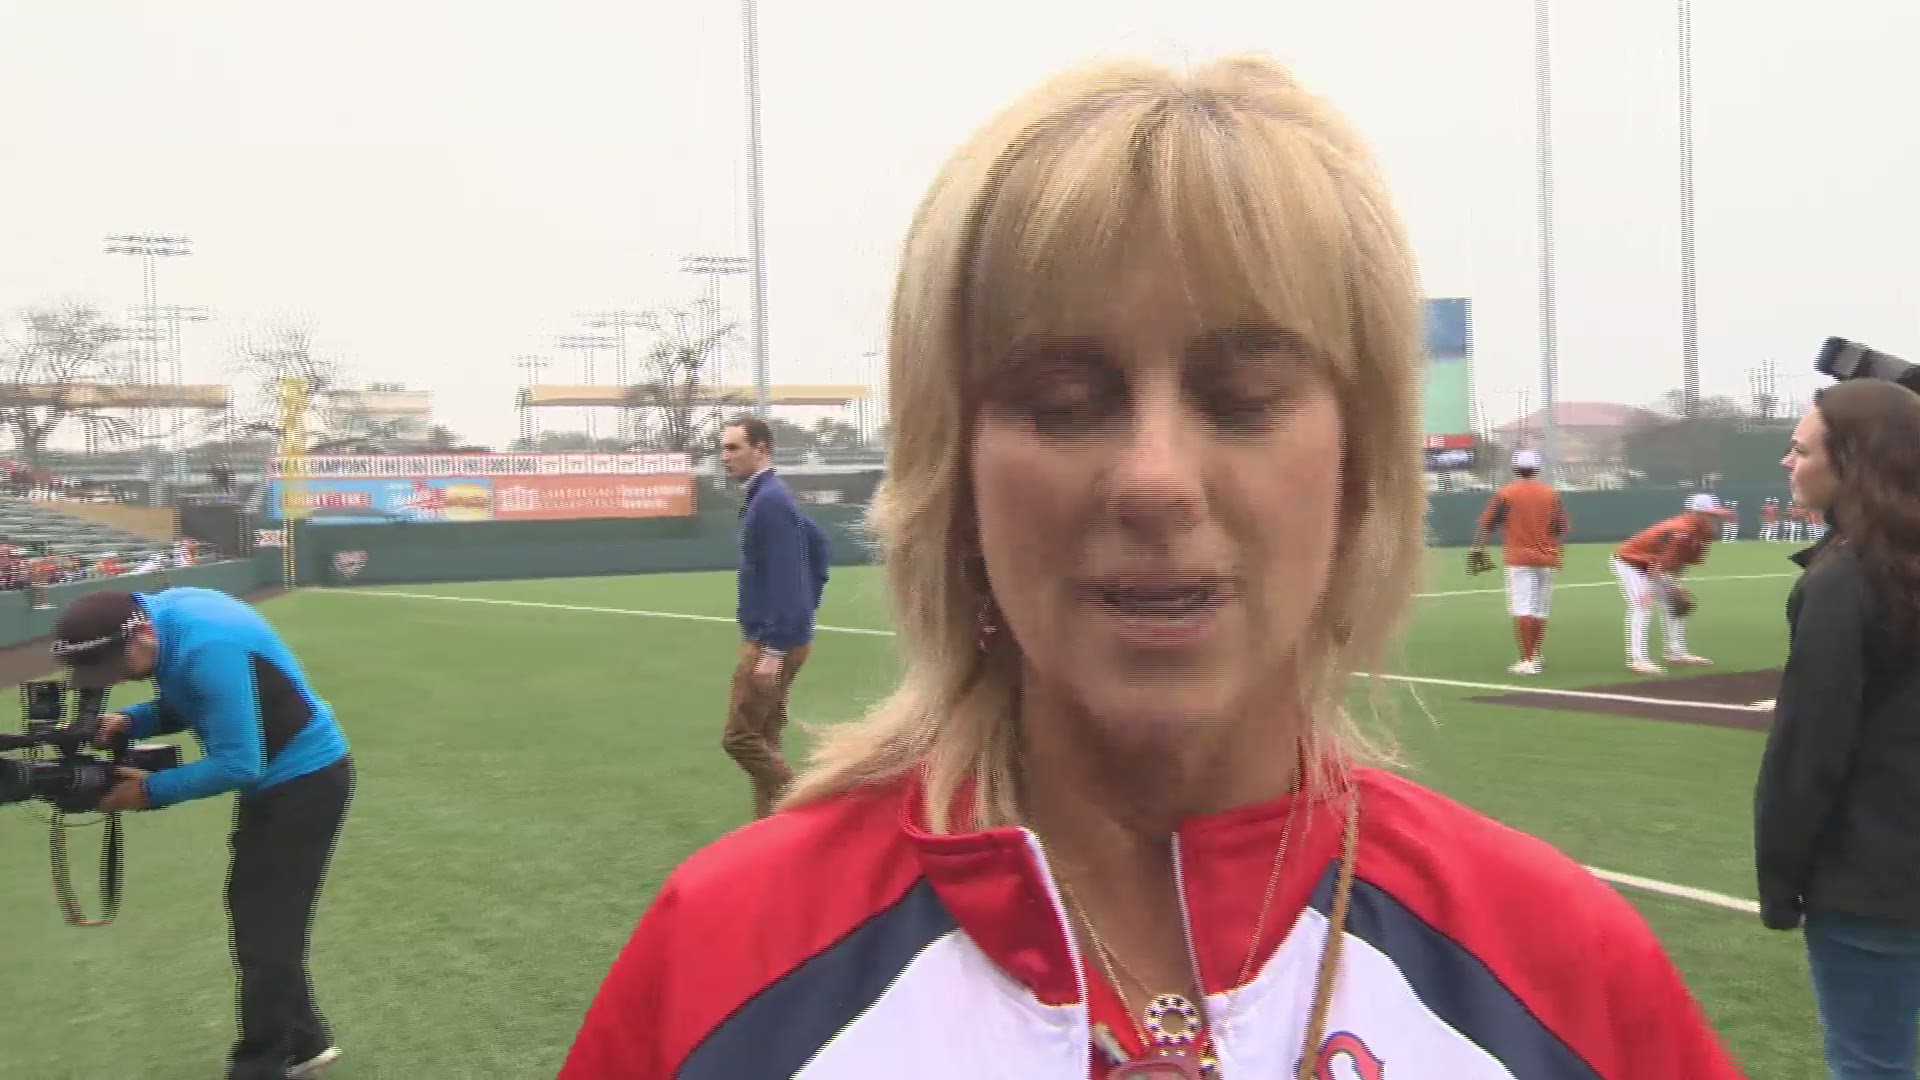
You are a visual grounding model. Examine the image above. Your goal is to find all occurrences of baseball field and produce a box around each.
[0,540,1824,1078]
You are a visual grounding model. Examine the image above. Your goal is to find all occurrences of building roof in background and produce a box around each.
[1492,401,1659,434]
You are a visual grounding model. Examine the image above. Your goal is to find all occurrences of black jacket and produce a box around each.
[1755,534,1920,929]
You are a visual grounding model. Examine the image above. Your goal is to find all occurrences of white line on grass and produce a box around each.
[329,589,898,636]
[1583,867,1759,915]
[334,590,1767,712]
[1414,570,1795,599]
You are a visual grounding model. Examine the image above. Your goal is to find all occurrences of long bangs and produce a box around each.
[960,90,1363,382]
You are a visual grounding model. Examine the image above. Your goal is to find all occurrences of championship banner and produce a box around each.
[269,453,696,524]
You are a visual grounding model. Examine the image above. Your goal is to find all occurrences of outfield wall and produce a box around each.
[271,485,1798,588]
[289,503,879,587]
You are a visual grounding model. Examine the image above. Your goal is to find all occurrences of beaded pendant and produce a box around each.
[1103,993,1218,1079]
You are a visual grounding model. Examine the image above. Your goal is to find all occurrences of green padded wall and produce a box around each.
[290,503,879,587]
[1429,485,1793,548]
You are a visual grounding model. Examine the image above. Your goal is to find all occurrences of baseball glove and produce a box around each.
[1666,585,1696,618]
[1466,548,1495,577]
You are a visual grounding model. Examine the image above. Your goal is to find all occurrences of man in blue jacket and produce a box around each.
[718,417,831,819]
[52,587,352,1080]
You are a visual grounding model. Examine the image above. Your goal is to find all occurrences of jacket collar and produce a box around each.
[1791,529,1839,569]
[899,769,1354,1007]
[740,467,775,515]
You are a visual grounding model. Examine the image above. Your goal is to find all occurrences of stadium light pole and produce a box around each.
[515,355,550,447]
[1532,0,1561,480]
[738,0,772,417]
[682,254,750,401]
[582,311,651,445]
[859,349,881,446]
[557,334,617,442]
[133,304,212,483]
[104,234,193,441]
[1678,0,1701,423]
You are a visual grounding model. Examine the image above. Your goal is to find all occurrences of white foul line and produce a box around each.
[1583,867,1759,915]
[334,591,1767,715]
[1413,571,1794,599]
[324,586,1772,917]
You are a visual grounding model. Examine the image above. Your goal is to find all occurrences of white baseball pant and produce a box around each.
[1612,557,1686,663]
[1506,566,1553,619]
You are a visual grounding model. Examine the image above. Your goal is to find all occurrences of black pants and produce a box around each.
[226,756,354,1080]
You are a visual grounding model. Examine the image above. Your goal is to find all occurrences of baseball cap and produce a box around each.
[51,590,148,689]
[1512,449,1543,471]
[1685,493,1736,517]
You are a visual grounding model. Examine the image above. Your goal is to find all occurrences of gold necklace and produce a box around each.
[1059,881,1218,1076]
[1054,787,1339,1080]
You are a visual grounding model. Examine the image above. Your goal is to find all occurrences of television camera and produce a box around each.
[1817,338,1920,395]
[0,680,181,926]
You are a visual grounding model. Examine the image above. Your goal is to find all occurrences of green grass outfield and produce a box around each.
[0,541,1826,1078]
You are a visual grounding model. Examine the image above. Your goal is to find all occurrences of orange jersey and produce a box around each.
[1477,478,1568,568]
[1615,515,1713,574]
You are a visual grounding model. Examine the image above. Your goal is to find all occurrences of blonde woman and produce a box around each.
[561,56,1745,1080]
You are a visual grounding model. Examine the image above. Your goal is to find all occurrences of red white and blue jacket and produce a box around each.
[559,768,1747,1079]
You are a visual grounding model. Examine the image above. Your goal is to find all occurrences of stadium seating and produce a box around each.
[0,497,173,563]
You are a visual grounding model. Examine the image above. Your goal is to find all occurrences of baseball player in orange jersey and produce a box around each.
[1610,493,1734,675]
[1471,449,1569,675]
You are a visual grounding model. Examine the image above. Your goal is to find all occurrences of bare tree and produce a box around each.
[0,303,144,464]
[625,303,746,457]
[227,321,350,450]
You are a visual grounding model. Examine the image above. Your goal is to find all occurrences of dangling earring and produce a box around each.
[976,595,1001,653]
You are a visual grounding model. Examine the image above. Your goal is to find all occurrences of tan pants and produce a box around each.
[723,641,811,819]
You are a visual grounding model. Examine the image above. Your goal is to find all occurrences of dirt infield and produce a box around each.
[1471,668,1782,731]
[0,586,288,690]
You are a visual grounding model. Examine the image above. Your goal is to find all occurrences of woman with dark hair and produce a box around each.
[1758,377,1920,1079]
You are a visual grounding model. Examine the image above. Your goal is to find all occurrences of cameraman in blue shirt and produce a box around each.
[53,588,352,1080]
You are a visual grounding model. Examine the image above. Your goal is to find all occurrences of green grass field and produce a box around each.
[0,541,1827,1078]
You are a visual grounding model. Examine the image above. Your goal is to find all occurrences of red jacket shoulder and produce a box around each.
[1354,771,1746,1079]
[558,780,922,1080]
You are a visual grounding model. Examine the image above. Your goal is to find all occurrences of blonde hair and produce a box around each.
[782,55,1429,833]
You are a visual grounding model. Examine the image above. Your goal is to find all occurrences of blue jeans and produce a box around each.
[1806,911,1920,1079]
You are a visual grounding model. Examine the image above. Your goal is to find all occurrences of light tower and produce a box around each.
[514,355,551,447]
[580,312,651,445]
[556,334,617,442]
[104,235,193,440]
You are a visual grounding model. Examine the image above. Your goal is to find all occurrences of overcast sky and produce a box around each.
[2,0,1914,447]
